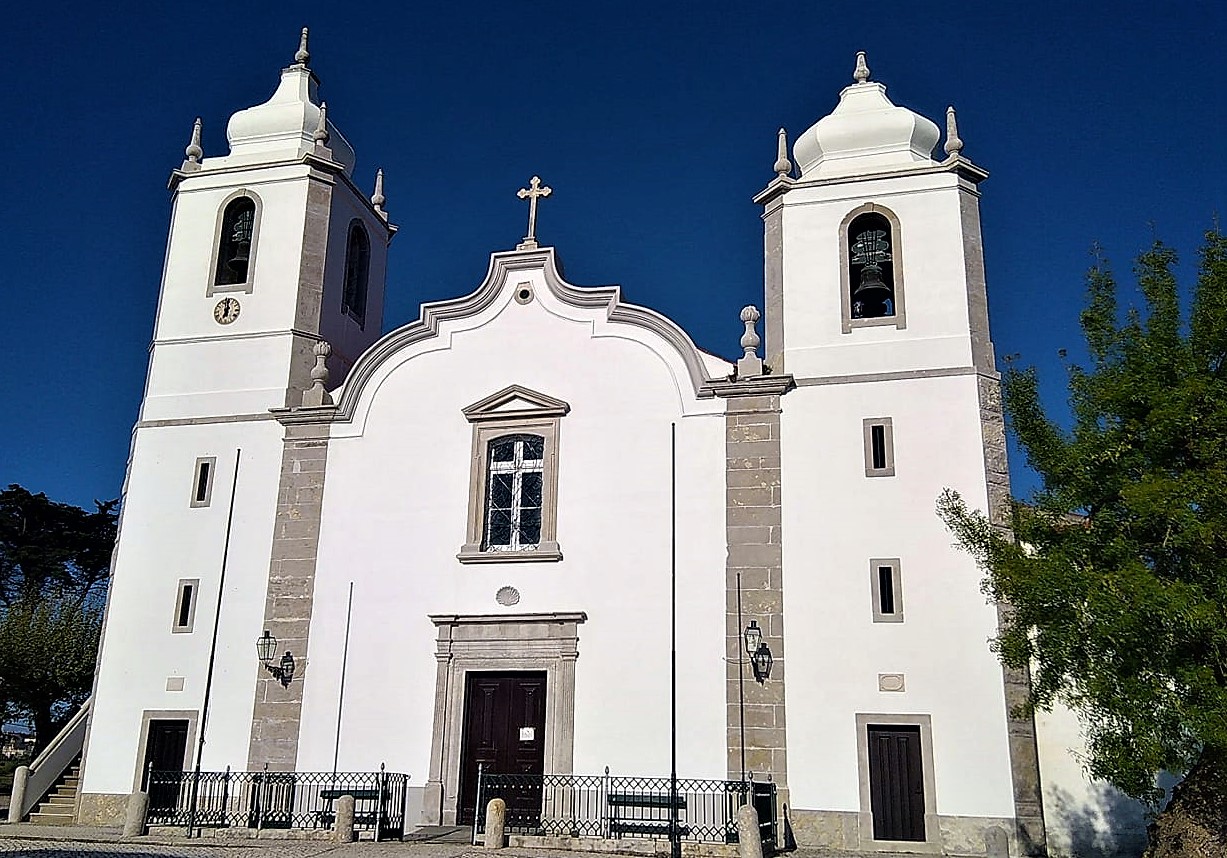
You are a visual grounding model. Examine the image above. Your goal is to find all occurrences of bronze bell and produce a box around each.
[226,240,250,275]
[853,263,891,299]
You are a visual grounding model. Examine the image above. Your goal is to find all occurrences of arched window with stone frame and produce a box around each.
[211,194,259,291]
[341,219,371,326]
[840,203,907,332]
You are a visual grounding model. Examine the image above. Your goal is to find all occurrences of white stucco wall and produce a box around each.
[1035,703,1153,857]
[780,375,1016,819]
[83,419,285,795]
[294,258,731,815]
[778,171,981,381]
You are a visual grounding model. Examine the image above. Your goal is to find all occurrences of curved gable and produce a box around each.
[326,247,729,426]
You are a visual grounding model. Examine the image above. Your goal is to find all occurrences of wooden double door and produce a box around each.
[457,671,547,826]
[866,724,926,842]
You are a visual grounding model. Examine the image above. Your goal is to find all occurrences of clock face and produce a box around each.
[213,297,241,325]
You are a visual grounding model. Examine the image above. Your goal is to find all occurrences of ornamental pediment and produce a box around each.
[461,385,571,423]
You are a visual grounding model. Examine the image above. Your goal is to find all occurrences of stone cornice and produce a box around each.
[707,373,795,399]
[754,155,989,203]
[429,612,588,626]
[271,404,337,426]
[751,175,796,207]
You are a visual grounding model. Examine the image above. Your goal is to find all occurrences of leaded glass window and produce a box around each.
[483,434,545,551]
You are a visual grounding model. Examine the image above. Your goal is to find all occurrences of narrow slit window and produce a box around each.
[172,579,199,633]
[871,559,903,623]
[870,425,887,470]
[190,457,216,508]
[863,418,895,477]
[878,567,895,615]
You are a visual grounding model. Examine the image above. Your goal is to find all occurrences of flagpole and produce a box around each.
[670,423,680,858]
[187,448,241,836]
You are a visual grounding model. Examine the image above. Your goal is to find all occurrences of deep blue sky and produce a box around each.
[1,1,1223,509]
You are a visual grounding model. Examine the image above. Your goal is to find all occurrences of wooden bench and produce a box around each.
[607,792,690,838]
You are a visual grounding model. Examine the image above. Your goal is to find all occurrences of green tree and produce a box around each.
[939,227,1227,856]
[0,485,117,750]
[0,596,102,746]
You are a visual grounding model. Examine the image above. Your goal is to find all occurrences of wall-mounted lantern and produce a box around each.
[256,629,295,687]
[743,620,773,683]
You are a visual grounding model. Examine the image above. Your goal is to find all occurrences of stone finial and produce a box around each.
[773,128,792,179]
[184,117,203,163]
[737,305,764,378]
[853,51,870,83]
[372,168,387,219]
[302,340,333,407]
[295,27,310,65]
[944,105,963,157]
[313,102,330,145]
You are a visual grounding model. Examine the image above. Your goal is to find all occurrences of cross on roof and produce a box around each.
[516,176,552,250]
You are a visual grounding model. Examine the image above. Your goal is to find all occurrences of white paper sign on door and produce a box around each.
[519,727,535,741]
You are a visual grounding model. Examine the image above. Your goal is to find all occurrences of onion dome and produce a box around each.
[792,52,940,179]
[218,30,355,174]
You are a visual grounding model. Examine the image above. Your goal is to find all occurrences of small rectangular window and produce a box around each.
[863,418,895,477]
[190,457,216,508]
[172,579,199,633]
[871,559,903,623]
[878,566,895,614]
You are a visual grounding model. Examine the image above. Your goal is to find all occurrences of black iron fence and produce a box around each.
[475,770,777,850]
[145,766,408,839]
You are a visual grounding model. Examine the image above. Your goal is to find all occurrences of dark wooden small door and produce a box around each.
[142,719,189,810]
[867,724,926,842]
[457,671,547,826]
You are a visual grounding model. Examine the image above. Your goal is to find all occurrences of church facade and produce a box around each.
[76,34,1130,857]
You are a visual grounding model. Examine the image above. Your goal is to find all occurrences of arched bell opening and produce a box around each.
[214,196,257,287]
[847,212,897,320]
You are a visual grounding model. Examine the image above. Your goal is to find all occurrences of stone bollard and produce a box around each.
[985,825,1009,858]
[123,791,149,837]
[484,797,507,849]
[6,766,29,823]
[334,794,356,843]
[736,802,764,858]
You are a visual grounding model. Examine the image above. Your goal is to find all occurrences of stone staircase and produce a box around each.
[28,762,79,825]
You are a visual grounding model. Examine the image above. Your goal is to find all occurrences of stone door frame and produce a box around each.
[424,612,585,825]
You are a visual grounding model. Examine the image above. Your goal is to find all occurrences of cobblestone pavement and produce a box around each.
[0,840,468,857]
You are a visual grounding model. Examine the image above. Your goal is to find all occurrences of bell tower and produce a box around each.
[756,51,992,378]
[758,54,1048,852]
[145,29,395,425]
